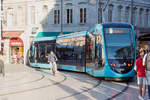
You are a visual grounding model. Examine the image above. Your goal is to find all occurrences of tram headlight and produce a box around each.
[128,63,131,67]
[111,64,116,67]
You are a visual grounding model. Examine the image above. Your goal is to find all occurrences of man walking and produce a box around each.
[143,48,150,100]
[0,52,5,77]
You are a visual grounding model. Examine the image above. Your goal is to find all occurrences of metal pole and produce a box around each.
[102,0,110,23]
[131,0,133,25]
[103,0,110,12]
[60,0,63,35]
[98,0,103,23]
[0,0,3,52]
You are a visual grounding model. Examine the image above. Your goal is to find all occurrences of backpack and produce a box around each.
[145,53,150,70]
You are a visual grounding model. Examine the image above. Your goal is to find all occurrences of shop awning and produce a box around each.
[2,31,24,38]
[138,33,150,41]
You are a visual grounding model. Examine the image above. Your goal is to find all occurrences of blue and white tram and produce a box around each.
[28,23,136,80]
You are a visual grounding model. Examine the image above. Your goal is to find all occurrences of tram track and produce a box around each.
[53,71,130,100]
[0,69,67,96]
[54,71,102,100]
[0,72,45,89]
[57,72,130,100]
[105,82,129,100]
[0,69,130,100]
[56,80,102,100]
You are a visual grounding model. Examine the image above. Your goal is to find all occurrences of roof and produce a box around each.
[36,32,71,38]
[2,31,24,38]
[33,32,72,42]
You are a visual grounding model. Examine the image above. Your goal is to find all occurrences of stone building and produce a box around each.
[2,0,150,64]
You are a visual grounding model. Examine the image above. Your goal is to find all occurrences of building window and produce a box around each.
[30,6,35,24]
[139,8,143,26]
[125,7,130,23]
[3,12,7,26]
[66,9,72,24]
[54,10,60,24]
[7,8,14,26]
[42,5,48,25]
[133,8,137,25]
[146,9,149,26]
[18,7,24,25]
[80,8,86,24]
[108,5,113,22]
[118,6,122,22]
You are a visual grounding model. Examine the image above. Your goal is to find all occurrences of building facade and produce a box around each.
[2,0,150,64]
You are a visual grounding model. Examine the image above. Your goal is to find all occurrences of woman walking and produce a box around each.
[135,49,147,100]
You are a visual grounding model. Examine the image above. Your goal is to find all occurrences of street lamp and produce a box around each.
[60,0,63,35]
[99,0,110,23]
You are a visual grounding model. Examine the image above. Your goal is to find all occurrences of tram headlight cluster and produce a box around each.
[111,63,132,68]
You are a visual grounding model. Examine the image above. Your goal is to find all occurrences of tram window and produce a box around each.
[56,36,85,66]
[30,41,55,64]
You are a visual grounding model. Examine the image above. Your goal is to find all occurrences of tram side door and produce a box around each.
[85,34,96,74]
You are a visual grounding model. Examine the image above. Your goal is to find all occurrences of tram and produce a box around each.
[28,23,136,80]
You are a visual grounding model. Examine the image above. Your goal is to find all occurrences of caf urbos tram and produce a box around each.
[28,23,136,81]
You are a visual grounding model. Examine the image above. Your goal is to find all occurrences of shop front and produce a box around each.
[9,38,24,64]
[135,27,150,50]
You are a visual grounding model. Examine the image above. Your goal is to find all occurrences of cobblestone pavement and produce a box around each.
[0,64,146,100]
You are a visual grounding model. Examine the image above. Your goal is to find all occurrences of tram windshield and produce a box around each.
[29,40,55,63]
[104,28,134,59]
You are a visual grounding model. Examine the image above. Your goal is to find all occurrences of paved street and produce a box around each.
[0,64,147,100]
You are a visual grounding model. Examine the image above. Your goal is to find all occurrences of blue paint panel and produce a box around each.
[30,63,51,68]
[92,65,136,77]
[58,65,85,72]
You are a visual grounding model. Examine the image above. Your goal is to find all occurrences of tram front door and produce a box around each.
[85,34,104,75]
[85,35,96,74]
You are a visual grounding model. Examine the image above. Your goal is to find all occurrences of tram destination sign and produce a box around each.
[106,28,131,34]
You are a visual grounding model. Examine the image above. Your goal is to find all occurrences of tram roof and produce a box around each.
[102,23,132,28]
[32,32,71,42]
[57,31,87,39]
[36,32,71,38]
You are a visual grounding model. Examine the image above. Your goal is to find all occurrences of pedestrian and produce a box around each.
[17,52,21,64]
[143,48,150,100]
[47,51,58,76]
[0,52,5,77]
[134,48,147,100]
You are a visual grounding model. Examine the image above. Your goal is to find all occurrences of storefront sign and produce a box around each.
[10,38,24,46]
[10,42,23,46]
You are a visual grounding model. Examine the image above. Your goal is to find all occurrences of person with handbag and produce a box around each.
[134,49,147,100]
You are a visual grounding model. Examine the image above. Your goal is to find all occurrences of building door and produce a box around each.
[9,38,24,64]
